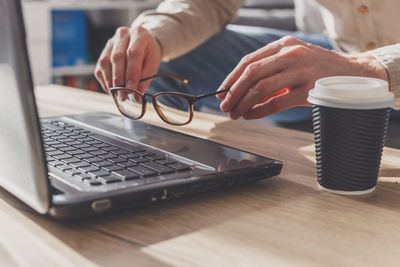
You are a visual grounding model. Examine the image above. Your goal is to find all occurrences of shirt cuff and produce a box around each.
[368,44,400,110]
[131,11,172,60]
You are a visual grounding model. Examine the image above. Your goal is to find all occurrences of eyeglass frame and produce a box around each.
[110,72,230,126]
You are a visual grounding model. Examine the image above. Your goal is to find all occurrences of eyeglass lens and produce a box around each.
[114,89,192,125]
[114,89,143,119]
[154,93,191,125]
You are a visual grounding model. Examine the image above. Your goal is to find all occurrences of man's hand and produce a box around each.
[217,36,389,120]
[95,26,162,94]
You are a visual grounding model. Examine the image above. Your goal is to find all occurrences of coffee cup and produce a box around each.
[307,76,395,195]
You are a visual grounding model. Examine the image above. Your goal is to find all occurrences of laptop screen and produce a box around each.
[0,0,50,213]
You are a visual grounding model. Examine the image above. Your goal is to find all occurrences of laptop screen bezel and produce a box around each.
[0,0,51,213]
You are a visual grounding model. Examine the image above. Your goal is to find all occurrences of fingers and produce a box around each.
[95,26,162,95]
[95,39,114,93]
[241,88,307,120]
[218,38,316,119]
[95,68,108,93]
[125,27,146,91]
[94,27,130,93]
[216,35,356,120]
[126,26,162,94]
[228,70,304,119]
[132,27,162,93]
[111,27,131,88]
[137,60,157,93]
[216,35,301,100]
[220,55,285,113]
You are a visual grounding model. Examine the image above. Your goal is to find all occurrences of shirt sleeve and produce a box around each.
[368,44,400,110]
[132,0,243,61]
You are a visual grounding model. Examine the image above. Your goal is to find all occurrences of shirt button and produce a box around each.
[358,5,369,14]
[367,42,377,50]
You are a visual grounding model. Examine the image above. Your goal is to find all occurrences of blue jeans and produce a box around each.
[147,25,333,123]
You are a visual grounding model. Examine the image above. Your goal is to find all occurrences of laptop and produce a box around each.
[0,0,282,219]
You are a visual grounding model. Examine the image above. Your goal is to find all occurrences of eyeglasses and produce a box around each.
[110,73,229,126]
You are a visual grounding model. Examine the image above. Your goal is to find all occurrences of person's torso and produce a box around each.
[294,0,400,52]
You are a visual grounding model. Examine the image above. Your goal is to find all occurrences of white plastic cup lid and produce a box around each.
[307,76,395,109]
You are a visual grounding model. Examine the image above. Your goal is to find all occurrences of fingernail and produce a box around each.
[220,100,229,112]
[217,86,227,96]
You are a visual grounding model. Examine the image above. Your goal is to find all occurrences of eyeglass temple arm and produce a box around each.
[196,88,230,100]
[139,73,191,85]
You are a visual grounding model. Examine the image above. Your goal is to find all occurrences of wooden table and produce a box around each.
[1,85,400,267]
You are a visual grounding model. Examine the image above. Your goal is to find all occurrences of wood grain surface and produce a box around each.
[1,85,400,267]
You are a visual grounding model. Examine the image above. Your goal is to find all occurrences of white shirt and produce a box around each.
[133,0,400,108]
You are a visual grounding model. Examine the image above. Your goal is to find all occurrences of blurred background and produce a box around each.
[21,0,400,140]
[22,0,295,91]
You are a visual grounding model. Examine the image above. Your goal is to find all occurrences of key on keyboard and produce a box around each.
[41,120,192,186]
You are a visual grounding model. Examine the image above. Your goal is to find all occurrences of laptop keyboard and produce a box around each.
[41,120,192,186]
